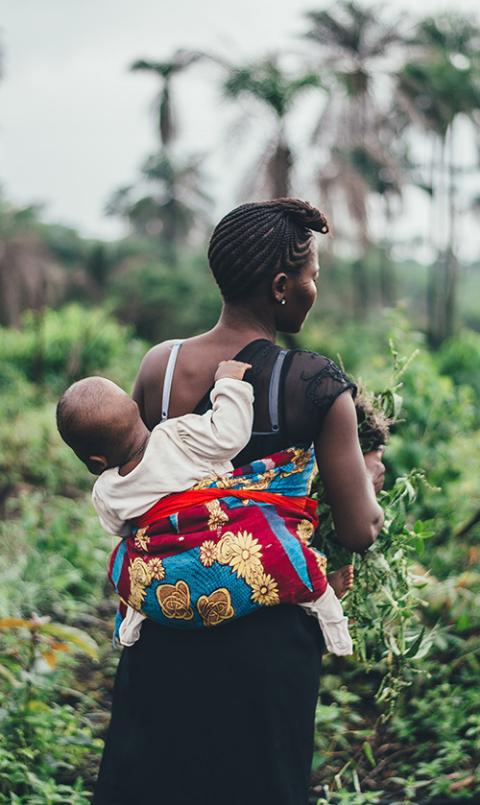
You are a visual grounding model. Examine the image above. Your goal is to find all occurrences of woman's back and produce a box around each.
[135,336,355,466]
[94,337,354,805]
[94,198,383,805]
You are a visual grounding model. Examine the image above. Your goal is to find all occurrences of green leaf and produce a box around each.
[404,628,426,658]
[37,623,99,661]
[362,740,376,768]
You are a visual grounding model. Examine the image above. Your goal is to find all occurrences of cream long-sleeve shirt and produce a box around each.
[92,377,254,536]
[92,375,353,657]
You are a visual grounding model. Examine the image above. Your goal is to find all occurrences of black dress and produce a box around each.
[93,340,355,805]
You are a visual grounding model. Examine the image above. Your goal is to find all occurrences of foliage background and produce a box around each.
[1,2,480,803]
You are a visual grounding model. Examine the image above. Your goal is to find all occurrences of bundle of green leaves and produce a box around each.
[313,348,434,715]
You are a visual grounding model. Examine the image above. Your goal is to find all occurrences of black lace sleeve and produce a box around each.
[299,352,356,417]
[282,349,357,443]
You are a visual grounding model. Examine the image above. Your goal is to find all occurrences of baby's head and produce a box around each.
[355,389,392,453]
[56,376,143,474]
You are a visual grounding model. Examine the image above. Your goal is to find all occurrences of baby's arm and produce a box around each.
[173,360,254,463]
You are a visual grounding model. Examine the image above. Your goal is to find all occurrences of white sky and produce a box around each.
[1,0,479,251]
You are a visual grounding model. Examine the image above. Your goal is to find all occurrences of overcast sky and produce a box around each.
[1,0,479,249]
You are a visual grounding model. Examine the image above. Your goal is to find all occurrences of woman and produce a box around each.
[93,198,384,805]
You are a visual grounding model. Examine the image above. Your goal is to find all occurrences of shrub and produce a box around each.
[437,329,480,414]
[110,256,220,342]
[0,304,146,393]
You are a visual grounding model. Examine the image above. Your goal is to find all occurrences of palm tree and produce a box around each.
[396,14,480,344]
[131,49,203,149]
[303,1,407,314]
[106,152,211,262]
[347,132,405,307]
[110,49,210,263]
[223,57,322,198]
[304,2,404,140]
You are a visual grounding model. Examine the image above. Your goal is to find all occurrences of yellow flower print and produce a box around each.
[289,448,311,474]
[307,458,318,491]
[223,472,275,493]
[205,499,229,531]
[213,475,239,490]
[148,557,165,580]
[128,558,153,610]
[315,551,328,575]
[296,519,314,545]
[128,588,145,611]
[250,572,280,606]
[156,580,194,621]
[216,532,236,564]
[197,588,235,627]
[277,447,312,481]
[199,540,217,567]
[193,475,218,490]
[134,527,150,551]
[228,530,263,584]
[129,557,153,586]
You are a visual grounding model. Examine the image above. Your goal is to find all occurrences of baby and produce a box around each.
[56,360,353,654]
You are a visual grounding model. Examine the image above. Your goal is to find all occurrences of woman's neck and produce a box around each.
[213,303,277,343]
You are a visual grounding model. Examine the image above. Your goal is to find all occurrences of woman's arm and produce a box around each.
[315,391,384,553]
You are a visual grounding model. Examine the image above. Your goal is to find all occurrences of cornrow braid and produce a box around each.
[208,198,329,302]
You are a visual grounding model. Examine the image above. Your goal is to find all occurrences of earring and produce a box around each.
[281,299,286,305]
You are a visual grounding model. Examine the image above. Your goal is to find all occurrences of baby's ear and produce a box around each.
[87,455,109,475]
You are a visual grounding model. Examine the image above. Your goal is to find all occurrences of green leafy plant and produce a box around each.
[0,618,101,804]
[313,346,434,715]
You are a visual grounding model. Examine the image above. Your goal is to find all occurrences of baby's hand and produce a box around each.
[215,360,252,383]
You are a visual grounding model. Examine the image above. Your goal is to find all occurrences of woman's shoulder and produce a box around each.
[135,338,197,397]
[287,348,353,383]
[132,340,181,422]
[284,348,357,420]
[136,340,180,380]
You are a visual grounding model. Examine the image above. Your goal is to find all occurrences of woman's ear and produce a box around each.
[271,272,288,304]
[87,454,109,475]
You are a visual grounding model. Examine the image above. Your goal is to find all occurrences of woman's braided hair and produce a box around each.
[208,198,329,302]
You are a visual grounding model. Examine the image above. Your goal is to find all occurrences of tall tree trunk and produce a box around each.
[379,200,396,307]
[32,305,46,386]
[268,133,292,199]
[159,82,174,147]
[352,257,369,321]
[426,136,438,345]
[444,123,458,340]
[428,136,447,347]
[378,247,396,308]
[163,177,179,267]
[430,125,458,346]
[0,240,20,326]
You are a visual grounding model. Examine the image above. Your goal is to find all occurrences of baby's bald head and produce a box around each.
[56,376,141,473]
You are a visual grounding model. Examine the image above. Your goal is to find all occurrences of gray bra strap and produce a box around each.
[268,349,287,432]
[161,340,184,422]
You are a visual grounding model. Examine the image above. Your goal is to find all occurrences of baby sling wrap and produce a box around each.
[108,342,329,634]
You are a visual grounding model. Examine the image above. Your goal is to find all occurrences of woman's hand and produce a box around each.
[364,447,385,495]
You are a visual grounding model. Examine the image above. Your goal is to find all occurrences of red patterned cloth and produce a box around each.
[109,446,328,630]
